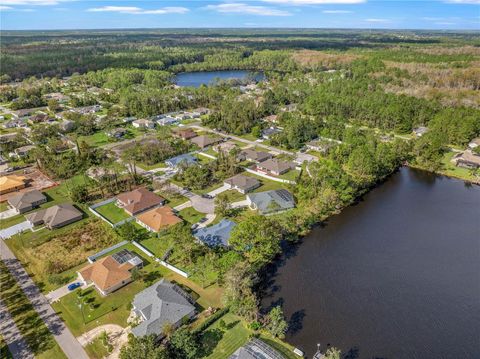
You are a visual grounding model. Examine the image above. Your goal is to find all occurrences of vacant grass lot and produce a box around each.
[78,132,111,147]
[94,201,130,224]
[0,262,66,359]
[178,207,204,224]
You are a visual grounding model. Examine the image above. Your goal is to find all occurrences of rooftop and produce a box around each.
[116,187,164,215]
[193,219,237,247]
[136,206,182,232]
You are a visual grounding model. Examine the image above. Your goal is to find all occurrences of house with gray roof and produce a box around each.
[165,153,197,168]
[193,219,237,247]
[131,279,196,338]
[239,149,273,163]
[229,338,286,359]
[25,203,83,229]
[246,189,295,215]
[8,190,47,214]
[224,174,260,194]
[256,158,295,176]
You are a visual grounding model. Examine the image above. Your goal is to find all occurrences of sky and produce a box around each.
[0,0,479,30]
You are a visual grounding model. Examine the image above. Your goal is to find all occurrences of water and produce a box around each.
[174,70,264,87]
[262,168,480,359]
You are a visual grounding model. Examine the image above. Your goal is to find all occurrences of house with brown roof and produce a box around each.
[190,135,223,149]
[224,174,261,194]
[239,149,273,163]
[0,175,28,195]
[78,249,143,296]
[451,150,480,169]
[25,203,83,229]
[256,158,295,176]
[116,187,165,215]
[173,128,197,140]
[136,206,182,232]
[468,137,480,149]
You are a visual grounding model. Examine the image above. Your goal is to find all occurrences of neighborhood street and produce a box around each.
[0,240,89,359]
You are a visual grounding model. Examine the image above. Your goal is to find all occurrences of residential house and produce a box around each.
[156,116,178,126]
[0,175,28,195]
[78,250,143,296]
[173,128,197,140]
[413,126,429,137]
[72,105,101,115]
[193,219,237,247]
[261,127,282,140]
[2,119,28,129]
[247,189,295,215]
[136,206,182,232]
[28,113,53,125]
[132,119,155,130]
[214,141,238,154]
[229,338,286,359]
[191,107,210,116]
[7,190,47,214]
[14,145,36,158]
[306,139,336,154]
[165,153,197,168]
[116,187,165,215]
[0,133,19,144]
[239,149,273,163]
[107,128,127,139]
[25,203,83,229]
[190,135,223,149]
[451,150,480,169]
[224,174,260,194]
[131,279,196,338]
[256,158,295,176]
[12,107,46,119]
[468,137,480,149]
[43,92,70,103]
[262,114,278,124]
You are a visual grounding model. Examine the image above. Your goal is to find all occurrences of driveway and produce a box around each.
[0,221,33,239]
[0,240,88,359]
[0,208,17,220]
[0,299,34,359]
[191,196,215,214]
[45,279,91,303]
[231,199,250,208]
[207,184,230,197]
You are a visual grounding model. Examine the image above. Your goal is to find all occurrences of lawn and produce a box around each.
[219,189,245,203]
[0,201,9,212]
[194,182,224,195]
[0,262,67,359]
[195,153,216,165]
[279,169,301,182]
[94,201,130,224]
[78,132,111,147]
[137,161,167,171]
[439,151,479,183]
[178,207,205,224]
[140,236,171,258]
[84,337,111,359]
[244,172,289,193]
[156,191,189,208]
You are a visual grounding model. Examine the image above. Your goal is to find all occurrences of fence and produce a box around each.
[243,167,296,185]
[132,241,189,278]
[87,240,129,263]
[89,198,135,228]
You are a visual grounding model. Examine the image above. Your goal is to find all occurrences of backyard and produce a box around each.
[178,207,205,224]
[94,201,130,224]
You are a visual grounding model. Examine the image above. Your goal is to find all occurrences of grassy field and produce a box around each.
[94,201,130,224]
[136,161,167,171]
[156,191,189,208]
[0,262,66,359]
[244,172,289,193]
[78,132,111,147]
[279,169,301,182]
[178,207,205,224]
[84,337,111,359]
[0,201,9,211]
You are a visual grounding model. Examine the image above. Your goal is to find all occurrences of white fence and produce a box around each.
[87,240,129,263]
[244,168,296,185]
[89,198,135,228]
[132,241,189,278]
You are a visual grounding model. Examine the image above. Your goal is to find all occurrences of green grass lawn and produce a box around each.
[0,262,67,359]
[137,161,167,171]
[439,151,479,183]
[140,236,171,258]
[279,169,301,182]
[84,336,111,359]
[244,172,289,193]
[0,201,10,212]
[94,201,130,224]
[195,153,216,165]
[157,191,189,208]
[178,207,205,224]
[78,132,111,147]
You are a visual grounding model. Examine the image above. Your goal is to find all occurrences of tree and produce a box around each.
[324,347,342,359]
[265,306,288,339]
[68,183,89,203]
[162,322,175,340]
[47,98,60,112]
[169,328,201,359]
[119,334,168,359]
[214,193,230,217]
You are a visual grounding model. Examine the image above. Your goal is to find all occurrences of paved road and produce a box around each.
[0,208,17,220]
[0,240,89,359]
[0,299,35,359]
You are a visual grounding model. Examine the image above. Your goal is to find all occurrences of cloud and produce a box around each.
[1,0,64,5]
[87,6,189,15]
[322,10,353,13]
[445,0,480,4]
[264,0,365,4]
[365,18,390,22]
[206,3,291,16]
[0,5,13,10]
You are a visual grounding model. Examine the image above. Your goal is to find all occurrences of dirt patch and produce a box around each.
[0,167,57,202]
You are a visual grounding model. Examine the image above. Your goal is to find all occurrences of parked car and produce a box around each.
[199,217,208,223]
[67,282,82,291]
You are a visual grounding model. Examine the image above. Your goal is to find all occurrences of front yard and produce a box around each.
[178,207,205,224]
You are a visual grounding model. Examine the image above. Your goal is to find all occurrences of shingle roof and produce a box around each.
[8,190,46,211]
[165,154,197,168]
[190,135,222,148]
[240,149,272,162]
[224,174,260,192]
[247,189,295,214]
[193,219,237,247]
[131,279,195,337]
[257,158,294,174]
[25,203,83,227]
[116,188,164,215]
[136,206,182,232]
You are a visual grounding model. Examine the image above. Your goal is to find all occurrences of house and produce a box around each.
[43,92,70,103]
[262,115,278,124]
[451,150,480,169]
[107,128,127,138]
[191,107,210,116]
[468,137,480,149]
[173,128,197,140]
[306,139,336,153]
[132,119,155,129]
[413,126,429,137]
[156,116,178,126]
[136,206,182,232]
[14,145,36,158]
[78,250,143,296]
[28,113,53,125]
[25,203,83,229]
[7,190,47,214]
[256,158,295,176]
[72,105,101,115]
[229,338,286,359]
[131,279,196,338]
[247,189,295,215]
[165,153,197,168]
[59,119,75,132]
[262,127,282,140]
[116,187,165,215]
[2,119,28,129]
[214,141,238,154]
[224,174,261,194]
[190,135,223,149]
[0,175,28,195]
[193,219,237,247]
[239,149,273,163]
[12,107,46,119]
[0,133,19,144]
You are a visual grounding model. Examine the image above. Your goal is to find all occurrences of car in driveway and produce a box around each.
[67,282,82,291]
[201,194,213,199]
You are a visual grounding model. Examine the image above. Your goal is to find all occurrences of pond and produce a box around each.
[262,167,480,359]
[174,70,264,87]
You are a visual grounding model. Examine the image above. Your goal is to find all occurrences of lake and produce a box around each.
[262,168,480,359]
[175,70,264,87]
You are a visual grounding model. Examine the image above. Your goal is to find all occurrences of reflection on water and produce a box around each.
[262,168,480,359]
[175,70,264,87]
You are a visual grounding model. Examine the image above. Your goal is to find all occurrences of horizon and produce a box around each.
[1,0,479,31]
